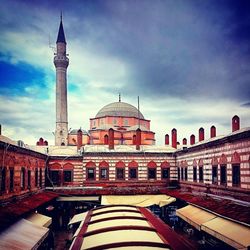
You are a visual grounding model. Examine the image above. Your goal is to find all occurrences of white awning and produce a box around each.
[68,212,88,225]
[176,205,216,230]
[101,195,176,207]
[57,196,100,202]
[201,217,250,249]
[26,213,52,228]
[0,219,49,250]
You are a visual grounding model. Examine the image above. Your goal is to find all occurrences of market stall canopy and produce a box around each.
[0,219,49,250]
[201,217,250,249]
[101,195,176,207]
[57,196,100,202]
[69,212,88,225]
[70,205,192,250]
[176,205,216,230]
[26,213,52,228]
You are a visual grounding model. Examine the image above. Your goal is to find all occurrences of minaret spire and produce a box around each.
[54,14,69,146]
[56,13,66,44]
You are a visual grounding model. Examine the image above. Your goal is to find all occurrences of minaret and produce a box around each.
[54,14,69,146]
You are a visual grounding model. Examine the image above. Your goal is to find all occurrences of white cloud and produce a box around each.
[0,0,249,147]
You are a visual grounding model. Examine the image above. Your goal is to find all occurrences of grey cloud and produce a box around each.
[241,102,250,107]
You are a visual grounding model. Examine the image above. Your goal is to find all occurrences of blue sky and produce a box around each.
[0,0,250,145]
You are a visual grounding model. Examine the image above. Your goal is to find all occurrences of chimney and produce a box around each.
[77,129,83,150]
[199,127,204,141]
[171,128,177,149]
[39,137,44,146]
[136,128,141,150]
[190,134,195,145]
[133,135,136,145]
[182,138,187,145]
[210,125,216,138]
[104,134,108,145]
[232,115,240,132]
[165,134,169,145]
[108,128,114,150]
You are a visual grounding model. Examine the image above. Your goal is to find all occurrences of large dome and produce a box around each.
[95,102,144,119]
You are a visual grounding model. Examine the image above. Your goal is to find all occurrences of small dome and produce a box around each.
[69,129,88,135]
[95,102,144,119]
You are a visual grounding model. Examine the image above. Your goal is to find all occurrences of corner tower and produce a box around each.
[54,15,69,146]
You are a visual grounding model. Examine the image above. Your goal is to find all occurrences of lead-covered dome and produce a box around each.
[95,102,144,119]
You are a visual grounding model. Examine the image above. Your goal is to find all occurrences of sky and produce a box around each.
[0,0,250,146]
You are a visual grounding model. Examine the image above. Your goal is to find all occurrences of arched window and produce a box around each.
[39,168,42,187]
[128,161,138,179]
[63,163,73,182]
[28,169,31,189]
[9,168,14,192]
[147,161,157,180]
[49,164,60,186]
[193,160,197,182]
[35,168,38,187]
[99,161,109,180]
[181,161,188,181]
[21,167,25,190]
[198,159,204,183]
[184,167,188,181]
[115,161,125,180]
[0,167,6,192]
[161,161,170,179]
[211,157,218,185]
[231,152,241,187]
[86,161,96,180]
[193,166,197,182]
[181,167,184,180]
[219,154,227,186]
[177,167,180,180]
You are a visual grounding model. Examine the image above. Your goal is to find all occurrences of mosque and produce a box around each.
[0,17,250,250]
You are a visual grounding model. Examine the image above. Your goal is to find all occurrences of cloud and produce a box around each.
[0,0,250,146]
[241,102,250,107]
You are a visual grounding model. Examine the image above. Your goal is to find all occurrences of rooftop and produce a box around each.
[95,101,144,119]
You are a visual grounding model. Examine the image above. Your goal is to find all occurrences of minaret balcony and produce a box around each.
[54,56,69,67]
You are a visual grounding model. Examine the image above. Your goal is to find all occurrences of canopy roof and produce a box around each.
[101,195,176,207]
[70,205,191,250]
[26,213,52,228]
[0,219,49,250]
[176,204,250,249]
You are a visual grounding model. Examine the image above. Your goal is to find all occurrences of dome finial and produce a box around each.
[119,93,121,102]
